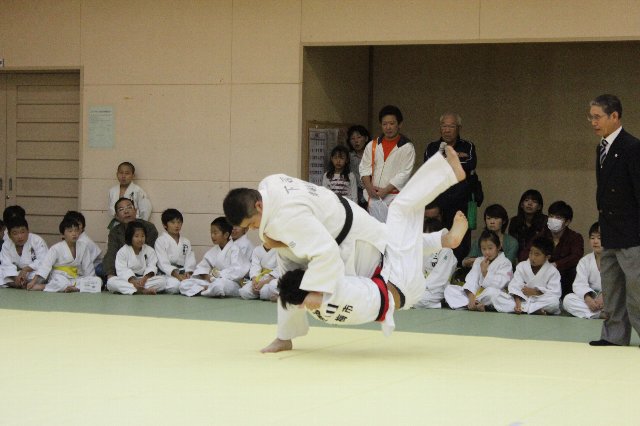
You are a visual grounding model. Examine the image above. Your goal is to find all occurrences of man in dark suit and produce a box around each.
[588,94,640,347]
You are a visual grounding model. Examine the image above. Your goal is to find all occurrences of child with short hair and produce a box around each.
[179,217,250,297]
[63,210,102,274]
[27,217,102,293]
[0,218,48,289]
[413,217,458,309]
[154,208,196,294]
[444,230,513,311]
[2,205,26,243]
[238,244,280,301]
[563,222,604,319]
[230,225,254,271]
[107,161,152,228]
[106,221,166,295]
[493,236,562,315]
[322,145,357,202]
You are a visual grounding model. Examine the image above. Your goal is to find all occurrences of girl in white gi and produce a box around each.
[27,217,102,293]
[563,222,604,319]
[0,217,48,289]
[414,216,458,309]
[322,145,357,202]
[230,226,254,275]
[238,244,280,301]
[63,211,102,274]
[107,161,152,228]
[155,209,197,294]
[492,236,562,315]
[277,147,467,337]
[106,221,166,295]
[444,230,513,311]
[179,217,249,298]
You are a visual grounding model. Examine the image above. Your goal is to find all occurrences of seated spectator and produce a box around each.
[462,204,518,268]
[508,189,547,262]
[0,217,48,289]
[563,222,604,319]
[154,208,197,294]
[238,244,280,302]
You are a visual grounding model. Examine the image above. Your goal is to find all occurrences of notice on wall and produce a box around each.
[308,128,339,185]
[88,106,115,148]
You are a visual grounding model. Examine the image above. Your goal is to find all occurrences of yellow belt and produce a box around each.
[53,266,78,278]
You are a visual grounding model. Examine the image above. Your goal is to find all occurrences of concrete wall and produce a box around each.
[2,0,640,255]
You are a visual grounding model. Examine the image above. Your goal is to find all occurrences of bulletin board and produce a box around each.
[303,121,351,185]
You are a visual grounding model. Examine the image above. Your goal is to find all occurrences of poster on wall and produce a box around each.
[308,128,339,185]
[88,106,115,148]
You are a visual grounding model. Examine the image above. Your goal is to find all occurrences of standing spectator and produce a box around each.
[322,145,357,202]
[424,112,477,262]
[359,105,415,210]
[346,125,370,208]
[588,94,640,347]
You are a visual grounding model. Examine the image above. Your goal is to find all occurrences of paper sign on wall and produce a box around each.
[88,106,115,148]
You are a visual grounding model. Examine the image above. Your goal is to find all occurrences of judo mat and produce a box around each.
[1,292,639,425]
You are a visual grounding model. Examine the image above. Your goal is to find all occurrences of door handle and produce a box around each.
[9,177,12,191]
[0,177,2,191]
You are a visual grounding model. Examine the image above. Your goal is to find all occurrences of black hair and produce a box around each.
[59,217,80,234]
[278,269,309,309]
[378,105,403,124]
[161,208,183,225]
[346,125,370,152]
[223,188,261,226]
[484,204,509,233]
[479,229,502,250]
[325,145,351,181]
[64,211,86,229]
[114,197,135,213]
[590,94,622,119]
[211,216,233,236]
[124,221,146,246]
[3,205,26,224]
[589,222,600,236]
[531,236,554,257]
[6,217,29,232]
[117,161,136,174]
[548,200,573,221]
[0,219,4,229]
[423,217,444,233]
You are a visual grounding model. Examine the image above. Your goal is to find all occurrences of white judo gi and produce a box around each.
[232,234,255,268]
[0,233,48,287]
[301,152,458,335]
[106,244,166,295]
[492,260,562,314]
[444,252,513,310]
[239,245,280,301]
[179,239,249,297]
[154,231,197,294]
[562,253,602,319]
[414,231,457,309]
[108,182,152,221]
[39,240,102,293]
[78,232,102,270]
[258,173,387,340]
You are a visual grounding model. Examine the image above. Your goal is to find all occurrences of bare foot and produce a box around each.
[599,311,609,320]
[64,286,80,293]
[28,283,45,291]
[442,210,469,249]
[141,288,157,295]
[476,303,486,312]
[444,145,466,182]
[261,338,292,353]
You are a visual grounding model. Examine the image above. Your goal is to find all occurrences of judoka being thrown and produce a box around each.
[224,146,465,352]
[277,150,467,337]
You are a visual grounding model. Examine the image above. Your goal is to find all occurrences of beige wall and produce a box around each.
[2,0,640,255]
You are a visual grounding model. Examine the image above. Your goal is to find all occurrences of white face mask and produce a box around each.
[547,217,564,233]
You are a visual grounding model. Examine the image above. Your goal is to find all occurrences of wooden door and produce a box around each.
[2,72,80,245]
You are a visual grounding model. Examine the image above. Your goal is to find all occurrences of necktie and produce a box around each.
[599,139,608,167]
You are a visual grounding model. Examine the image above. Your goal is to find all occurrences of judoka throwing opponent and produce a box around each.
[224,146,465,352]
[278,150,467,339]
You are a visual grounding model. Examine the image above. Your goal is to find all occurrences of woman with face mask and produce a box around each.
[525,200,584,299]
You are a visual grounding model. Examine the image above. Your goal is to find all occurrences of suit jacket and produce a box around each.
[596,128,640,249]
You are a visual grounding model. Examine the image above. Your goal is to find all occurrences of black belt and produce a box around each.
[335,195,353,246]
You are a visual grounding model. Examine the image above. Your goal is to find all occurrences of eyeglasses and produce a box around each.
[587,113,609,122]
[117,205,134,213]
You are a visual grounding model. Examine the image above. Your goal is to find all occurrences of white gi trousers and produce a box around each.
[106,275,167,295]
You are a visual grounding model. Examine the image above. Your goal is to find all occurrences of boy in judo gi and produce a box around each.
[107,161,152,228]
[238,243,280,301]
[27,217,102,293]
[276,148,467,339]
[0,217,48,289]
[155,208,197,294]
[63,211,102,275]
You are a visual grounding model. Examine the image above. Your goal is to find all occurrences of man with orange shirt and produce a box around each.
[359,105,416,212]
